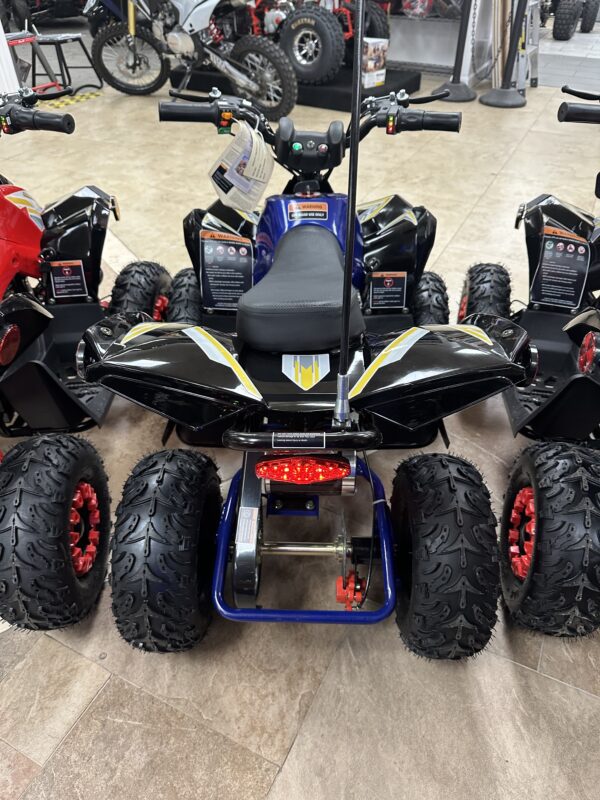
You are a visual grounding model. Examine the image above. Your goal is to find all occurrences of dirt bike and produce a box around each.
[458,86,600,638]
[90,0,298,119]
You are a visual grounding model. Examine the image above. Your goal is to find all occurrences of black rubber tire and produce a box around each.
[391,454,499,659]
[92,21,170,95]
[0,435,111,630]
[109,261,172,317]
[580,0,599,31]
[343,2,390,64]
[553,0,583,39]
[457,262,511,322]
[230,35,298,121]
[279,6,345,85]
[501,443,600,636]
[411,271,449,325]
[111,450,222,652]
[166,268,202,325]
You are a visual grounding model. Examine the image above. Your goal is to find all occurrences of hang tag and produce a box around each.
[209,121,274,212]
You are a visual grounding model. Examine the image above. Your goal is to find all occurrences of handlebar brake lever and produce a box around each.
[410,90,450,104]
[34,87,73,102]
[168,89,210,102]
[561,85,600,102]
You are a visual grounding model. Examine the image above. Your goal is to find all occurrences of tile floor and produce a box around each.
[1,18,600,800]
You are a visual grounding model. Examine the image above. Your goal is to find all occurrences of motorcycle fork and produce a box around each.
[127,0,137,36]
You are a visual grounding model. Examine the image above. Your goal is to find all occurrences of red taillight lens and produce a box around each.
[255,456,351,485]
[578,331,599,374]
[0,324,21,366]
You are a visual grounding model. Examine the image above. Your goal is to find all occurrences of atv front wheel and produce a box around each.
[457,262,511,321]
[230,35,298,121]
[553,0,583,39]
[411,271,449,325]
[166,268,202,325]
[580,0,599,31]
[111,450,222,652]
[109,261,172,319]
[92,21,169,95]
[391,454,499,659]
[501,443,600,636]
[279,6,345,84]
[0,435,110,629]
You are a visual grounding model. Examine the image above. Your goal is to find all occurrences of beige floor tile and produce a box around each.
[267,619,600,800]
[539,634,600,697]
[0,637,108,764]
[22,676,277,800]
[487,609,544,670]
[49,589,344,765]
[0,739,40,800]
[0,628,40,682]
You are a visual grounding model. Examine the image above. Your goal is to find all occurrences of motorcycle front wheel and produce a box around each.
[230,35,298,121]
[92,21,170,95]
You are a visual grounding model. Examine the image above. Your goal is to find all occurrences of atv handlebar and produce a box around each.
[0,103,75,134]
[158,101,221,126]
[390,109,461,133]
[557,102,600,125]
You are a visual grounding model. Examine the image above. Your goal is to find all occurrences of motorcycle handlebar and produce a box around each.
[158,101,220,124]
[557,101,600,124]
[1,105,75,134]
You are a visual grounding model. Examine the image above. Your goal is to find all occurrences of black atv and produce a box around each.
[458,85,600,638]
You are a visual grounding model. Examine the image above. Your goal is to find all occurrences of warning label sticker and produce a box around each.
[369,271,407,309]
[287,201,328,221]
[201,231,253,310]
[530,229,590,309]
[50,260,88,298]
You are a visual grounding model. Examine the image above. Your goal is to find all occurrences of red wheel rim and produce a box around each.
[458,293,468,322]
[152,294,169,321]
[508,486,536,580]
[69,482,101,578]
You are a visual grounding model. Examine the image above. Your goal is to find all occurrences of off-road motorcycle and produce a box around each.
[539,0,599,39]
[458,85,600,638]
[86,0,388,85]
[68,56,536,660]
[89,0,298,119]
[0,87,173,436]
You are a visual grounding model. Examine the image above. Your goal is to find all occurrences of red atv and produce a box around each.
[0,87,171,437]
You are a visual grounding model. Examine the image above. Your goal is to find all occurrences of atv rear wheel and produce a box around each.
[109,261,172,319]
[111,450,222,652]
[230,35,298,121]
[457,262,511,322]
[553,0,583,39]
[280,6,345,84]
[411,271,449,324]
[580,0,599,31]
[0,435,110,630]
[501,443,600,636]
[391,454,499,659]
[166,268,202,325]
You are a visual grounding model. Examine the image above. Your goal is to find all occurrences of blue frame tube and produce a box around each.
[211,458,396,624]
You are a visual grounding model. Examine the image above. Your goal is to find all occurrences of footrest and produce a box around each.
[65,378,114,425]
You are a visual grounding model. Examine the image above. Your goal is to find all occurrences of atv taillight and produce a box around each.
[0,324,21,366]
[578,331,599,374]
[255,456,351,485]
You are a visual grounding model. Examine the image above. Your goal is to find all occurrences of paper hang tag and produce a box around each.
[209,120,274,213]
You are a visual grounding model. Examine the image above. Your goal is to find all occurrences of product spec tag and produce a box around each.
[530,225,590,309]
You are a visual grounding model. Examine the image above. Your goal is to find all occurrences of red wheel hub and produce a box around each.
[69,482,101,577]
[152,294,169,321]
[508,486,536,580]
[458,293,468,322]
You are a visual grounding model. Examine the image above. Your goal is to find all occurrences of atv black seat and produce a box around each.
[237,226,365,352]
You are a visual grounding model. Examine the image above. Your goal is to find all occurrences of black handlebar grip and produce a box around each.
[158,101,220,124]
[8,106,74,133]
[396,110,461,133]
[557,102,600,124]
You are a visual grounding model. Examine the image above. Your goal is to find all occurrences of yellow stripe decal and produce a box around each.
[184,326,262,400]
[445,324,493,346]
[121,322,165,344]
[349,326,428,399]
